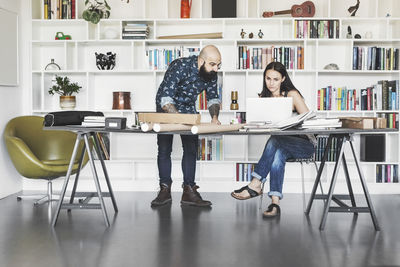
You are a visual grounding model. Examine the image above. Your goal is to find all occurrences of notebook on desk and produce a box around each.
[245,97,293,124]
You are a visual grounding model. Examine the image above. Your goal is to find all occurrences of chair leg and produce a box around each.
[259,181,266,210]
[301,162,306,212]
[17,180,61,206]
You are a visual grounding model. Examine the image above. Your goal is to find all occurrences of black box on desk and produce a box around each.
[360,134,385,162]
[105,117,126,130]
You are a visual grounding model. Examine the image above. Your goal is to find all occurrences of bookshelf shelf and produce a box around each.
[29,0,400,190]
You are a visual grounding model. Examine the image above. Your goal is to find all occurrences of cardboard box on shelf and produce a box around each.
[138,113,201,125]
[339,117,387,129]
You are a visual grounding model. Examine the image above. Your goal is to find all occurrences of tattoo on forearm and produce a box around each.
[162,103,178,113]
[209,104,220,118]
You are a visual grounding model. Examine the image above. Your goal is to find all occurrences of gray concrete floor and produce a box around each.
[0,192,400,267]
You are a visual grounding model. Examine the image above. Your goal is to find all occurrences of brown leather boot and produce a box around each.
[181,185,212,207]
[151,184,172,206]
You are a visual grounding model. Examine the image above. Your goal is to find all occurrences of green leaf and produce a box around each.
[105,10,110,18]
[90,12,101,24]
[104,0,111,10]
[85,0,89,6]
[82,10,90,21]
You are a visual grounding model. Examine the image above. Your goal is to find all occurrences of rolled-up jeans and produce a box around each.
[251,136,315,199]
[157,134,199,187]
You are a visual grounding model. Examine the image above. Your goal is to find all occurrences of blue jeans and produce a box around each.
[157,134,199,187]
[251,136,315,199]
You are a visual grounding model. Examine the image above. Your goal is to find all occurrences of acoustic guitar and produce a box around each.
[262,1,315,18]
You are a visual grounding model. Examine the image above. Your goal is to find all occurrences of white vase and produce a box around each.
[60,96,76,110]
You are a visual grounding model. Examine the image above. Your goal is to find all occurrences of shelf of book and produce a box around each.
[29,0,400,191]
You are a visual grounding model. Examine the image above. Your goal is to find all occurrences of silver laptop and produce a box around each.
[246,97,293,124]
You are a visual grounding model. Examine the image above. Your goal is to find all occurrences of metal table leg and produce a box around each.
[349,141,380,231]
[68,145,86,212]
[319,136,346,230]
[83,134,110,227]
[305,135,333,215]
[52,133,83,227]
[92,133,118,213]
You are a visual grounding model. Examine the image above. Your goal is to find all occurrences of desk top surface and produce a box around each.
[44,126,398,136]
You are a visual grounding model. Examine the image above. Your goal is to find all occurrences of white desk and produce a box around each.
[46,126,395,230]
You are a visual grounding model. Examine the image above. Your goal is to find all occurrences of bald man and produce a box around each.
[152,45,222,207]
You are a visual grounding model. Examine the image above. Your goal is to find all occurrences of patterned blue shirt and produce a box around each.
[156,55,221,114]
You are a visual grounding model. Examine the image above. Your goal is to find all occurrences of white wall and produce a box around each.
[0,0,27,198]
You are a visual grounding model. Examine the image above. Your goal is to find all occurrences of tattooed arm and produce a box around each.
[162,103,179,113]
[208,104,221,125]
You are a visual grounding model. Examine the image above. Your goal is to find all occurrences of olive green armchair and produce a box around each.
[3,116,88,205]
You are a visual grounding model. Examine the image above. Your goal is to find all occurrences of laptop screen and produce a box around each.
[246,97,293,124]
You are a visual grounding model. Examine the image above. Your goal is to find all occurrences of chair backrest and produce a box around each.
[4,116,79,162]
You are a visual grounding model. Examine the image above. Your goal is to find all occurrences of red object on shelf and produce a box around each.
[180,0,192,18]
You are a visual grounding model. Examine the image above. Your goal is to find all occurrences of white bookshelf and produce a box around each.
[29,0,400,192]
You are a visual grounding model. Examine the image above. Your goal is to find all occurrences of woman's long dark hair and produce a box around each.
[258,62,302,97]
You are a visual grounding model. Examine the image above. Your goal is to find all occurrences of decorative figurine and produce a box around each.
[249,32,254,39]
[230,91,238,110]
[323,63,339,70]
[240,29,246,39]
[95,52,116,70]
[346,26,352,39]
[55,32,71,40]
[258,29,264,39]
[354,34,361,39]
[45,59,61,70]
[348,0,360,16]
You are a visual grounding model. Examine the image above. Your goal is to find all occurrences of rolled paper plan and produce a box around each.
[191,123,244,134]
[141,123,153,132]
[153,123,192,132]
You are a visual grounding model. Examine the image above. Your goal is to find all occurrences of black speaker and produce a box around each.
[360,134,386,162]
[212,0,237,18]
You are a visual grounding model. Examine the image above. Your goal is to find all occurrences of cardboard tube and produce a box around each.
[191,123,244,134]
[141,123,153,132]
[153,123,192,132]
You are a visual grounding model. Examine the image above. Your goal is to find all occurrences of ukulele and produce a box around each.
[262,1,315,18]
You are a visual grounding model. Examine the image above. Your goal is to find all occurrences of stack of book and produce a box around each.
[44,0,75,19]
[294,20,339,39]
[146,47,200,70]
[353,46,399,70]
[237,46,304,70]
[122,23,149,40]
[81,116,105,127]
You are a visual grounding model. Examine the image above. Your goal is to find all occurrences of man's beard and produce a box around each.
[199,63,217,82]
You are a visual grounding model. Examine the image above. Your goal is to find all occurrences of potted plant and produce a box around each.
[48,75,82,110]
[82,0,111,24]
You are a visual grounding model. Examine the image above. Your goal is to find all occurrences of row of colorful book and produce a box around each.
[236,163,256,182]
[294,19,339,39]
[197,137,223,161]
[314,136,340,162]
[317,80,399,111]
[237,46,304,70]
[146,47,200,70]
[196,83,222,110]
[376,164,399,183]
[378,112,399,129]
[352,46,399,70]
[43,0,75,19]
[122,23,149,40]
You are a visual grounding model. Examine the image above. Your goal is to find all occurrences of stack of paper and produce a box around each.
[81,116,105,127]
[301,118,342,129]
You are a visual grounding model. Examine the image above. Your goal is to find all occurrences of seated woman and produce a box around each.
[231,61,316,218]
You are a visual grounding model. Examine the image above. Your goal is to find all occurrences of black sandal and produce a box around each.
[262,203,281,218]
[231,185,262,200]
